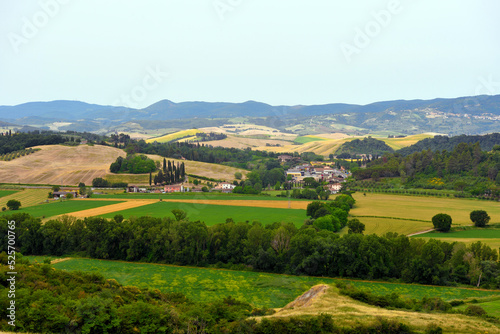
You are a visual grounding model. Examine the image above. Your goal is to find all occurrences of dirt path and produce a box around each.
[407,229,436,237]
[56,200,157,218]
[51,257,71,264]
[281,284,329,309]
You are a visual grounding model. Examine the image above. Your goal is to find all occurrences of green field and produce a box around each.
[418,228,500,239]
[0,190,18,198]
[100,201,306,226]
[93,192,296,201]
[47,258,500,309]
[294,136,326,144]
[0,200,123,218]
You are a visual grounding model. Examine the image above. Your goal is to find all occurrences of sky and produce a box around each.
[0,0,499,109]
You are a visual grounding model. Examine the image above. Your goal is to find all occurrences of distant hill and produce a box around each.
[1,94,500,135]
[335,137,394,156]
[397,133,500,156]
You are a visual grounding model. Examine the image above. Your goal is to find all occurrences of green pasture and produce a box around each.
[294,136,326,144]
[343,216,431,236]
[48,258,500,309]
[0,190,18,198]
[419,228,500,239]
[100,202,306,227]
[455,298,500,318]
[0,200,123,219]
[93,192,295,201]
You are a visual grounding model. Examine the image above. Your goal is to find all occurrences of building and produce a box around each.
[164,185,189,193]
[326,183,343,194]
[127,185,140,193]
[53,191,78,199]
[214,182,236,191]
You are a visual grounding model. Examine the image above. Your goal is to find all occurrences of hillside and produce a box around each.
[261,285,499,333]
[0,144,123,186]
[335,137,394,156]
[0,144,248,186]
[2,95,500,135]
[398,133,500,156]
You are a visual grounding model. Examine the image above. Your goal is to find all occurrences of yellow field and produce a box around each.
[260,285,499,333]
[350,193,500,239]
[198,134,292,149]
[0,145,124,186]
[0,189,51,208]
[258,133,435,155]
[145,129,203,143]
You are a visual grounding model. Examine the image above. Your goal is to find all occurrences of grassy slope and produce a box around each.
[0,200,123,219]
[48,258,500,310]
[99,201,306,227]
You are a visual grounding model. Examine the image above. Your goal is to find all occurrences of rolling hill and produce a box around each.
[0,144,248,186]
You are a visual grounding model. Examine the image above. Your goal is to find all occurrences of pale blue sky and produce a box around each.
[1,0,499,108]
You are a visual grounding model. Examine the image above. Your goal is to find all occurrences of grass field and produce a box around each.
[341,216,430,236]
[294,136,326,144]
[351,193,500,234]
[0,188,51,209]
[420,228,500,239]
[145,129,203,143]
[0,190,18,198]
[47,258,500,310]
[0,200,123,219]
[99,201,307,226]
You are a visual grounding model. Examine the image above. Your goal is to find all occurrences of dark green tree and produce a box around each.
[470,210,490,227]
[6,199,21,210]
[347,218,365,234]
[432,213,452,232]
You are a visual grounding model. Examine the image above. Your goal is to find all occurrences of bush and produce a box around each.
[92,177,111,188]
[464,305,487,316]
[6,199,21,210]
[432,213,452,232]
[470,210,490,227]
[1,207,5,212]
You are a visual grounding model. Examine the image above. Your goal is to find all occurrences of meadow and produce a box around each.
[293,135,326,144]
[42,258,500,309]
[0,190,18,198]
[0,188,51,209]
[0,199,123,219]
[145,129,203,143]
[99,201,307,226]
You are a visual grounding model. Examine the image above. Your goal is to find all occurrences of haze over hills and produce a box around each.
[0,94,499,135]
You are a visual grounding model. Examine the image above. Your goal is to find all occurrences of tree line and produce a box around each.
[2,205,498,289]
[0,132,66,155]
[154,158,186,185]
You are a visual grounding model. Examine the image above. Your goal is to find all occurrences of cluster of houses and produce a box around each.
[285,163,348,194]
[127,182,237,194]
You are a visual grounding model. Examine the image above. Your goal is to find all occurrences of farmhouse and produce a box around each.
[164,185,189,193]
[53,191,78,199]
[326,183,342,194]
[214,182,236,190]
[127,185,140,193]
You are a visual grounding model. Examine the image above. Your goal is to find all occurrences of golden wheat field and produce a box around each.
[0,145,124,186]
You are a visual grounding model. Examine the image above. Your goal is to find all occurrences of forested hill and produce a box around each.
[398,133,500,156]
[336,137,394,156]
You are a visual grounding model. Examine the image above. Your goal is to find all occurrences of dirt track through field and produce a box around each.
[58,200,156,218]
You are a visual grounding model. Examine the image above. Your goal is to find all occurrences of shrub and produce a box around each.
[470,210,490,227]
[464,305,487,317]
[432,213,452,232]
[1,207,5,212]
